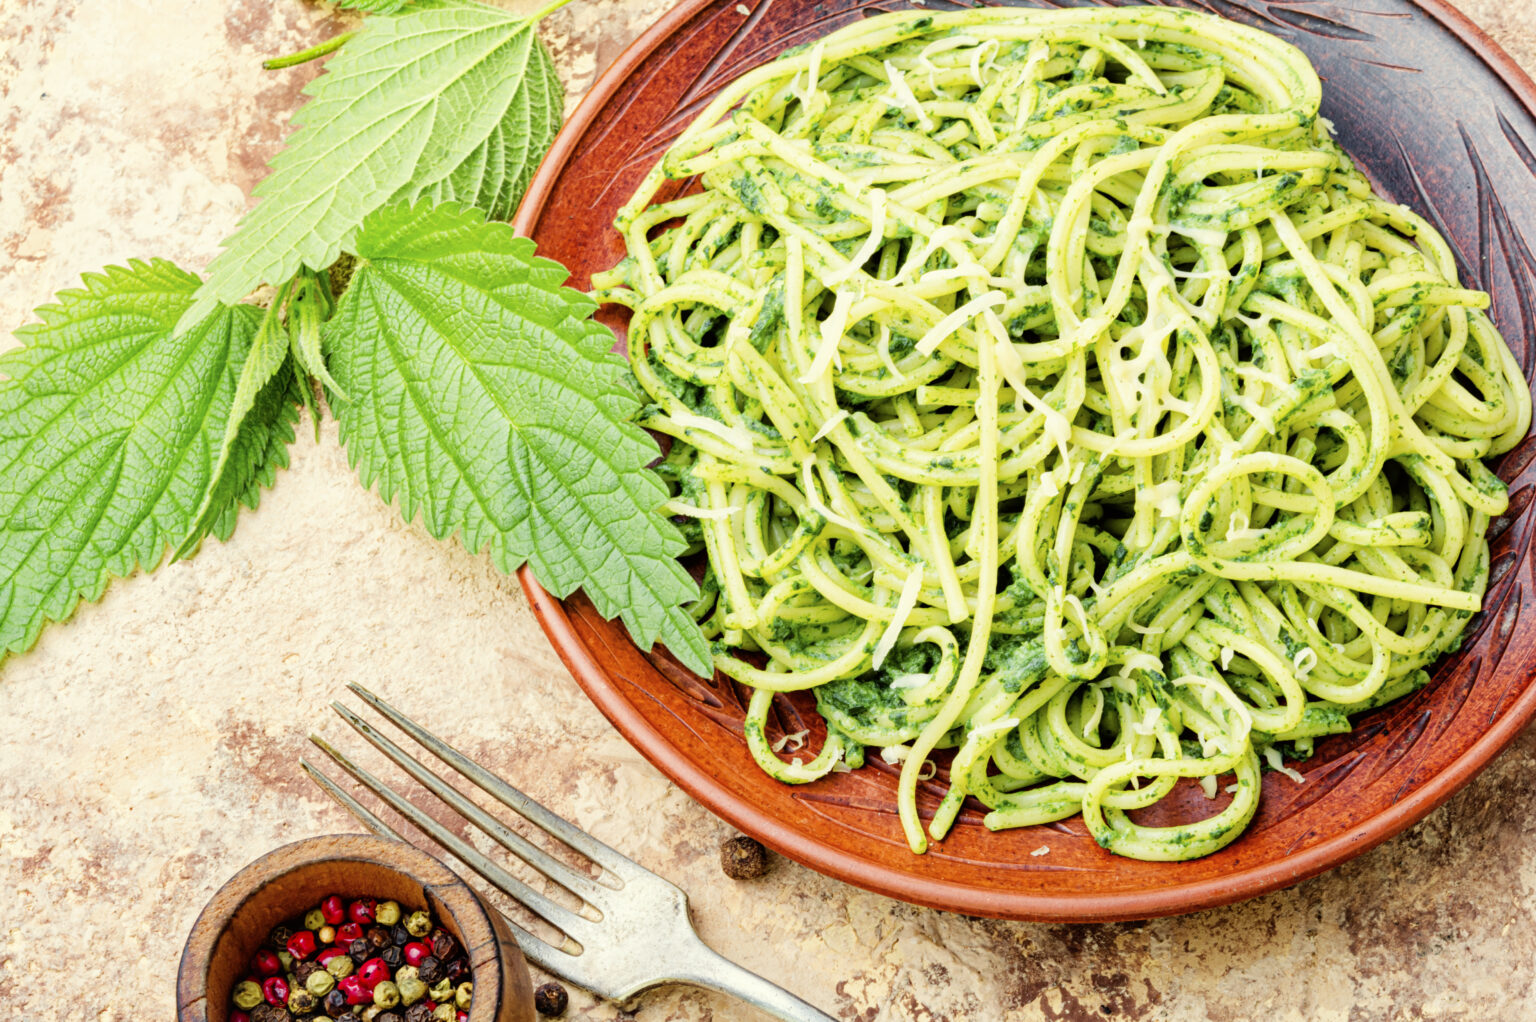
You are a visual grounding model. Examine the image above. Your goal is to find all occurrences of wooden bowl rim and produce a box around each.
[177,833,507,1020]
[513,0,1536,921]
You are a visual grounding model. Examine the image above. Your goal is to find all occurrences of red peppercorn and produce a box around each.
[322,894,346,926]
[231,1014,250,1022]
[457,1012,468,1022]
[402,942,431,967]
[262,976,289,1006]
[317,947,346,967]
[288,930,318,961]
[357,957,390,989]
[338,975,370,1005]
[337,923,364,944]
[348,899,376,926]
[252,949,281,976]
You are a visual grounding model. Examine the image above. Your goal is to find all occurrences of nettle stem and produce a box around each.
[263,32,355,71]
[526,0,576,25]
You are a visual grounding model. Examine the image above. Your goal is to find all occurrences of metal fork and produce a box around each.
[302,684,836,1022]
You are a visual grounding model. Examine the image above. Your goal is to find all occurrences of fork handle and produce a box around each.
[669,944,838,1022]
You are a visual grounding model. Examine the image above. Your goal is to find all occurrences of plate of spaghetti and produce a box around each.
[514,0,1536,919]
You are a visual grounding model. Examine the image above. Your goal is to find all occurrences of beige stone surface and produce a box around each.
[2,1,1535,1019]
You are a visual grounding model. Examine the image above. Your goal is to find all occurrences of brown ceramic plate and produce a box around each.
[514,0,1536,920]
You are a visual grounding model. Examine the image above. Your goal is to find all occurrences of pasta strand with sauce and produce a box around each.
[593,6,1531,860]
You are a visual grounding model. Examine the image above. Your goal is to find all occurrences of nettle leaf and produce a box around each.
[326,201,710,674]
[413,24,562,222]
[182,2,564,328]
[0,260,298,657]
[175,286,302,559]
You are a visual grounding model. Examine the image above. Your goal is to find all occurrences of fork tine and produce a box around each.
[302,761,612,996]
[303,757,557,958]
[328,700,613,907]
[301,758,405,839]
[347,683,646,879]
[306,734,598,944]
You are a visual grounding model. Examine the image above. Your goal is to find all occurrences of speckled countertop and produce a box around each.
[3,1,1536,1019]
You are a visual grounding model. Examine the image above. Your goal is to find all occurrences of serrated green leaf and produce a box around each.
[288,276,346,399]
[326,201,710,674]
[175,286,301,559]
[413,35,562,222]
[183,3,564,329]
[0,260,298,657]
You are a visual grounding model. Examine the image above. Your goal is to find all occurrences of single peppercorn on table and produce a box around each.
[4,0,1536,1019]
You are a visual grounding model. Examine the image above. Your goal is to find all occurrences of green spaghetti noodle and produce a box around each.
[592,5,1532,861]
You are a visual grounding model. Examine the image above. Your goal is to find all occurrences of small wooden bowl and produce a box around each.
[178,834,535,1022]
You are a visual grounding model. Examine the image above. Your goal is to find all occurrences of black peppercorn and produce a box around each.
[417,956,444,985]
[404,1006,433,1022]
[533,981,568,1017]
[376,1014,403,1022]
[443,958,470,984]
[268,924,295,951]
[429,930,458,961]
[719,835,770,879]
[252,1005,294,1022]
[391,922,412,946]
[381,945,404,970]
[294,960,321,986]
[323,988,349,1018]
[348,938,371,964]
[335,1014,363,1022]
[367,925,392,950]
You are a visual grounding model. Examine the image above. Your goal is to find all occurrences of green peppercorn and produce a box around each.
[375,901,402,927]
[326,954,355,979]
[305,908,327,931]
[232,979,264,1011]
[431,1005,455,1022]
[429,978,453,1004]
[398,976,426,1006]
[278,950,295,971]
[288,986,319,1015]
[361,1008,382,1022]
[404,911,431,938]
[454,982,472,1010]
[295,961,322,986]
[373,980,401,1009]
[307,968,337,998]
